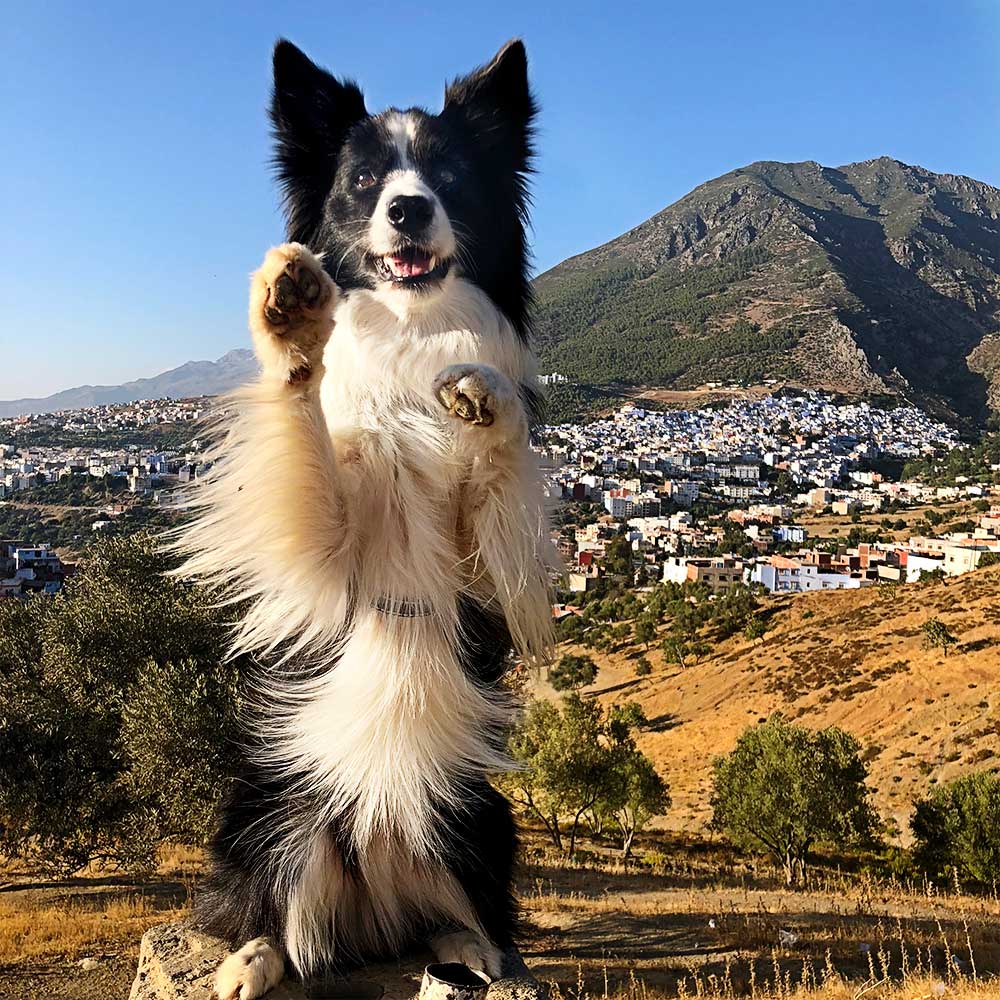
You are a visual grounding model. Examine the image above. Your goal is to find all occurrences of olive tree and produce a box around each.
[503,695,668,858]
[710,715,877,886]
[911,772,1000,884]
[547,653,598,692]
[0,534,245,872]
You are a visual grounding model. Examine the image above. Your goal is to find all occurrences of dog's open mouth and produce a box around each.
[372,247,451,287]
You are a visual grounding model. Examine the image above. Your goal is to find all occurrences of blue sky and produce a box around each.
[2,0,998,399]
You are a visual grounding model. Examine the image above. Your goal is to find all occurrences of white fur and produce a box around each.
[367,167,456,261]
[283,836,485,974]
[215,937,285,1000]
[175,249,554,979]
[431,930,504,980]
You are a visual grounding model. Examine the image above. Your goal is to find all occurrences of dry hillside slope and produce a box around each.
[549,566,1000,838]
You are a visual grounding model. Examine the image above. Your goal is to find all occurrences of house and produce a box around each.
[751,554,874,593]
[662,556,746,594]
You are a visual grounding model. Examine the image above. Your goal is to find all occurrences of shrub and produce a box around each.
[0,534,244,872]
[503,695,667,858]
[710,714,878,886]
[921,617,958,656]
[911,772,1000,884]
[547,653,598,691]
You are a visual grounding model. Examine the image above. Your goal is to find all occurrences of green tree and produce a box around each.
[0,534,245,872]
[921,618,958,656]
[504,696,665,859]
[606,748,670,859]
[503,695,610,855]
[710,715,877,886]
[634,656,652,677]
[911,772,1000,884]
[633,615,657,651]
[547,654,599,692]
[603,535,634,576]
[743,614,768,644]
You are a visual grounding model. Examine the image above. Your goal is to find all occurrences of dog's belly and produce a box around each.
[269,607,511,973]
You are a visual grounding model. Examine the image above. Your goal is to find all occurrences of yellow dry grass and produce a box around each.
[541,566,1000,838]
[0,842,202,965]
[0,893,185,963]
[795,501,981,545]
[520,839,1000,1000]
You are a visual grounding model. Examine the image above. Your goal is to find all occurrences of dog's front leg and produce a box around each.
[178,243,350,656]
[433,364,554,661]
[214,936,286,1000]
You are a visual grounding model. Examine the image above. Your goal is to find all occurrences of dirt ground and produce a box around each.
[3,838,1000,1000]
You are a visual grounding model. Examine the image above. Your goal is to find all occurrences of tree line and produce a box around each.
[0,534,996,892]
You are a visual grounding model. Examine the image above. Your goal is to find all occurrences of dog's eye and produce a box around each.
[354,168,377,191]
[438,168,457,187]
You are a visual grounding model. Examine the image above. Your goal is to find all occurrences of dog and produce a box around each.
[175,38,554,1000]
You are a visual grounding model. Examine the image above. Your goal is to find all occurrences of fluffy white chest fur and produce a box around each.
[179,269,552,868]
[270,278,542,854]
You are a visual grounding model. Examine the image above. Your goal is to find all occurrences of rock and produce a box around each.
[130,922,547,1000]
[79,956,101,971]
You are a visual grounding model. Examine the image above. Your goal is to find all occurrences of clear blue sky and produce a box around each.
[3,0,998,399]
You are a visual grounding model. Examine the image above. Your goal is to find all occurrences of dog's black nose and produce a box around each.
[386,195,433,234]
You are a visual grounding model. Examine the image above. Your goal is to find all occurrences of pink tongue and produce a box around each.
[390,250,431,277]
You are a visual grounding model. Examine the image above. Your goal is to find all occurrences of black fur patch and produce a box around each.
[269,39,537,338]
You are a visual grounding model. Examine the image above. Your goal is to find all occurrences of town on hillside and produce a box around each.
[539,389,1000,604]
[1,389,999,601]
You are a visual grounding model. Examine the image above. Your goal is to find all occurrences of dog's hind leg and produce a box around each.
[214,936,286,1000]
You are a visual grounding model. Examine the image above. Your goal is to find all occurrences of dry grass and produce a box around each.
[0,893,186,963]
[0,842,202,966]
[539,565,1000,838]
[520,840,1000,1000]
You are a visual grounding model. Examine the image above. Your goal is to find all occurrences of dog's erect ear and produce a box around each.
[270,39,368,244]
[443,40,536,172]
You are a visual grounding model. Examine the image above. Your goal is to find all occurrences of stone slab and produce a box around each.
[130,922,546,1000]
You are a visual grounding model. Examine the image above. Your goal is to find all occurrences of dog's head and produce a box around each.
[270,39,536,332]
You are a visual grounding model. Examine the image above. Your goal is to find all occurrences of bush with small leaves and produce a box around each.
[711,715,878,886]
[911,772,1000,884]
[547,653,599,692]
[921,617,958,656]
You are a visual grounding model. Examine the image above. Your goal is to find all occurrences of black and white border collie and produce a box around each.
[175,38,554,1000]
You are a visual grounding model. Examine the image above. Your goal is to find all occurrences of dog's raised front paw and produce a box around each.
[214,936,285,1000]
[430,929,504,981]
[249,243,336,382]
[433,364,516,429]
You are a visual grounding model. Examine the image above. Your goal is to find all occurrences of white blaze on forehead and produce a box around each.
[384,111,418,169]
[367,110,456,265]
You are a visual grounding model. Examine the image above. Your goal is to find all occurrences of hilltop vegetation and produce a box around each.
[534,158,1000,425]
[544,566,1000,839]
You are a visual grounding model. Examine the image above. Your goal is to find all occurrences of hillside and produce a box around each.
[547,565,1000,838]
[534,157,1000,424]
[0,350,258,417]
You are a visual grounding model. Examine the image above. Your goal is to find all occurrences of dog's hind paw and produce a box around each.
[214,936,285,1000]
[430,929,504,981]
[249,243,336,383]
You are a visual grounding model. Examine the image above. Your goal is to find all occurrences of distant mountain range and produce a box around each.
[7,157,1000,424]
[533,156,1000,425]
[0,350,259,418]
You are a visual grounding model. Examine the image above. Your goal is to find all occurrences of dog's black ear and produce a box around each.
[443,40,536,172]
[270,39,368,244]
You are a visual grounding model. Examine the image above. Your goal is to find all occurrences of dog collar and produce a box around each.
[372,596,435,618]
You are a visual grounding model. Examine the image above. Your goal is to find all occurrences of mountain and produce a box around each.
[533,157,1000,424]
[0,350,259,418]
